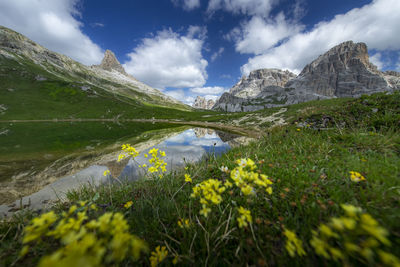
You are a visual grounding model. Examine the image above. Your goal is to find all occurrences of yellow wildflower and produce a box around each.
[103,170,111,176]
[237,206,252,228]
[200,205,211,218]
[341,204,362,217]
[150,246,168,267]
[124,201,133,209]
[349,171,366,182]
[284,229,306,257]
[311,204,393,265]
[378,250,400,267]
[184,174,192,183]
[177,218,191,229]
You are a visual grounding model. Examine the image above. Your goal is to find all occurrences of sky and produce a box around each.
[0,0,399,105]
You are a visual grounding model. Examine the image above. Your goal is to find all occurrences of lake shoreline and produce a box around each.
[0,119,262,138]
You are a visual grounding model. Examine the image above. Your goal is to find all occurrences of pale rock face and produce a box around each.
[207,99,215,109]
[193,96,215,109]
[214,41,400,112]
[286,41,391,97]
[213,69,297,112]
[230,69,296,98]
[97,50,127,74]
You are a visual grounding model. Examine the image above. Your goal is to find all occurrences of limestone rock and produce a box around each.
[230,69,296,98]
[213,69,296,112]
[207,99,215,109]
[97,50,127,75]
[286,41,391,97]
[214,41,400,112]
[193,96,215,109]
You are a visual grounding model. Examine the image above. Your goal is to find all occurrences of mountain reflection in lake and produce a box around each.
[0,127,251,216]
[118,128,231,181]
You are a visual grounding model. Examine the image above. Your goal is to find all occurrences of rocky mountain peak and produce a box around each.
[286,40,389,97]
[213,40,400,112]
[193,96,215,109]
[230,68,296,98]
[98,50,127,75]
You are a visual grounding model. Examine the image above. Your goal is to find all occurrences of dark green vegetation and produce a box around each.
[1,92,399,266]
[0,122,183,183]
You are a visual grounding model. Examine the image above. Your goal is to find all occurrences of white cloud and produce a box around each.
[172,0,200,11]
[90,22,104,28]
[211,47,224,61]
[164,89,196,105]
[207,0,278,18]
[124,27,208,89]
[227,13,303,55]
[0,0,103,65]
[370,53,384,70]
[190,86,226,95]
[239,0,400,75]
[203,94,220,102]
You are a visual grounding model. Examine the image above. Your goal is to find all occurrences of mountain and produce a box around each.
[213,69,296,112]
[213,41,400,112]
[0,26,189,120]
[193,96,215,109]
[96,49,128,75]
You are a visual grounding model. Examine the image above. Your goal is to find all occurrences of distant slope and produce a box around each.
[0,26,190,120]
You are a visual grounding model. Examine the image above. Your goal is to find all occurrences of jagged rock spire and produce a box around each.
[98,50,127,75]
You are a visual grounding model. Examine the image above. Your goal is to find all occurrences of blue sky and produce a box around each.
[0,0,399,105]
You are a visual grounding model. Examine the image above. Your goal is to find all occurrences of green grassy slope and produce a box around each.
[0,55,197,120]
[1,92,399,266]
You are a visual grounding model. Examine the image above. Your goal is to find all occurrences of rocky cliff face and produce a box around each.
[193,96,215,109]
[0,26,187,109]
[96,50,127,75]
[286,41,392,97]
[214,41,400,112]
[230,69,296,98]
[213,69,297,112]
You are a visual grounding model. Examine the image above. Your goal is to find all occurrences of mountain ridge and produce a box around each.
[0,25,188,111]
[213,41,400,112]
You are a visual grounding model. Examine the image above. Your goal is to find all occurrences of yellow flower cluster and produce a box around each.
[310,204,398,265]
[145,148,167,178]
[103,170,110,176]
[230,158,273,196]
[117,144,168,179]
[349,171,366,182]
[21,204,148,266]
[284,229,306,257]
[237,206,252,228]
[191,158,273,230]
[191,179,226,217]
[184,173,192,183]
[124,200,133,209]
[149,245,168,267]
[177,218,191,229]
[118,144,139,162]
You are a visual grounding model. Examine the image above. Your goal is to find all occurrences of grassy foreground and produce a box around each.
[1,92,400,266]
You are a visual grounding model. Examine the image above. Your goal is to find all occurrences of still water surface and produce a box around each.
[0,124,250,216]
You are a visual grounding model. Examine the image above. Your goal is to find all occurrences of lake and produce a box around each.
[0,122,252,216]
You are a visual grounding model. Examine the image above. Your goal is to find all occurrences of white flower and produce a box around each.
[220,166,229,173]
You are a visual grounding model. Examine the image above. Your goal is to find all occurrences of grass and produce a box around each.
[1,92,399,266]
